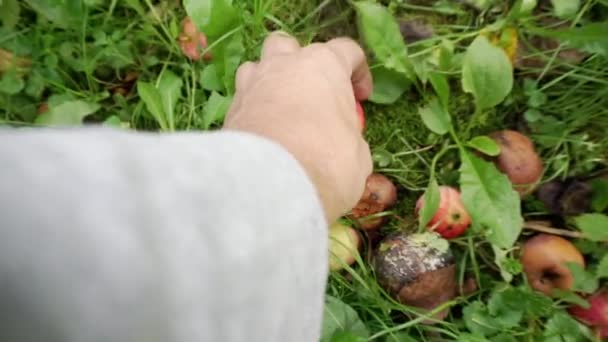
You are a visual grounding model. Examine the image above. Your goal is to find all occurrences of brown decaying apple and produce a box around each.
[489,130,543,197]
[350,173,397,230]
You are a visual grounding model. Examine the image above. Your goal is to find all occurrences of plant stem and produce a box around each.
[523,221,583,239]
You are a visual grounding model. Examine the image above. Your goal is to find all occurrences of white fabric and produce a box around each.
[0,128,328,342]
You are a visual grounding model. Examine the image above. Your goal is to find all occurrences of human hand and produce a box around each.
[223,31,373,224]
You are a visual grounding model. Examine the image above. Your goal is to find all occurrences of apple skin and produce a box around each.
[415,186,471,239]
[355,101,366,131]
[179,17,212,61]
[569,289,608,338]
[328,222,361,271]
[520,234,585,296]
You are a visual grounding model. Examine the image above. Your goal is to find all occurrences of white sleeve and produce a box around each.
[0,127,328,342]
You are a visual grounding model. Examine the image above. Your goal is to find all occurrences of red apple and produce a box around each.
[179,17,212,61]
[569,289,608,338]
[355,101,365,131]
[415,186,471,239]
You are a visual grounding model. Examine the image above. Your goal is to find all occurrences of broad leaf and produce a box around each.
[354,1,414,80]
[368,66,410,104]
[137,81,167,130]
[551,0,580,19]
[221,31,244,94]
[0,68,24,95]
[574,213,608,242]
[565,262,598,294]
[463,301,498,337]
[183,0,238,40]
[487,288,524,329]
[545,22,608,56]
[543,311,591,341]
[0,0,20,29]
[467,136,501,156]
[462,35,513,110]
[513,0,538,16]
[200,64,224,92]
[418,177,440,229]
[428,71,449,109]
[597,254,608,279]
[203,92,232,129]
[35,100,100,126]
[551,289,590,308]
[158,70,182,131]
[24,0,86,29]
[320,296,369,342]
[329,331,367,342]
[418,97,451,135]
[459,150,523,249]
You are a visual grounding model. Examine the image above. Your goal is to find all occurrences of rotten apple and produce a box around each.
[415,186,471,239]
[489,130,543,197]
[520,234,585,296]
[374,232,456,323]
[350,173,397,230]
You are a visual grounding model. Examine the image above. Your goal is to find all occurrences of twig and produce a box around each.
[523,221,583,239]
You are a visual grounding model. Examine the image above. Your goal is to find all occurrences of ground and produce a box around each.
[2,0,608,341]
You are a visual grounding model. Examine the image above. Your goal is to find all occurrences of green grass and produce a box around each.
[2,0,608,341]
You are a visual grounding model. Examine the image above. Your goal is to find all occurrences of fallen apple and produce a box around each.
[179,17,212,61]
[520,234,585,296]
[569,289,608,338]
[489,130,543,197]
[350,173,397,230]
[374,232,456,323]
[415,186,471,239]
[328,222,361,271]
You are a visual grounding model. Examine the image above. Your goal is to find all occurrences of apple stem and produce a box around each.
[523,221,583,239]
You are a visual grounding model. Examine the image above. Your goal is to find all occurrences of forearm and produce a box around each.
[0,128,327,342]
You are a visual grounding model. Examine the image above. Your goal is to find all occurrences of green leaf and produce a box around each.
[158,70,183,131]
[418,97,451,135]
[220,31,244,94]
[384,333,417,342]
[183,0,238,40]
[551,289,590,308]
[35,100,100,126]
[459,150,523,249]
[565,262,599,294]
[551,0,580,19]
[0,0,20,28]
[200,64,224,92]
[458,333,491,342]
[590,179,608,212]
[513,0,538,16]
[487,288,524,329]
[102,115,122,128]
[321,296,369,342]
[467,136,501,156]
[545,22,608,56]
[463,301,498,337]
[354,1,414,80]
[24,0,86,28]
[461,35,513,110]
[543,311,590,341]
[574,213,608,242]
[137,81,167,130]
[597,254,608,279]
[428,71,449,109]
[202,92,232,129]
[369,66,410,104]
[419,178,440,229]
[0,68,24,95]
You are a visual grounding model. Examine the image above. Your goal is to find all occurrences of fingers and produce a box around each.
[261,31,301,60]
[325,38,373,101]
[235,61,257,92]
